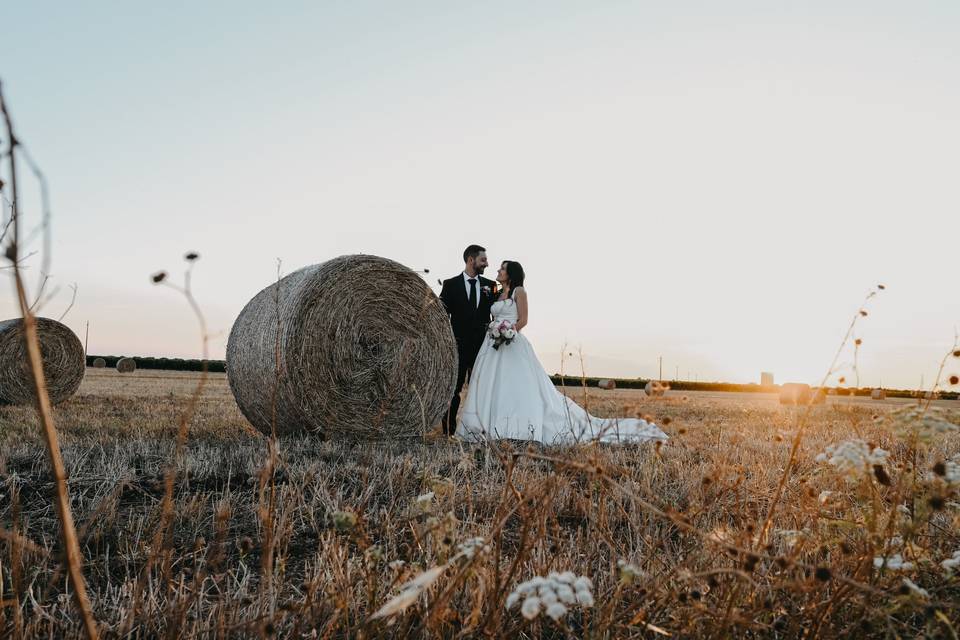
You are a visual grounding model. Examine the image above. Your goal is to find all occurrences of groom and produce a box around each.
[439,244,496,435]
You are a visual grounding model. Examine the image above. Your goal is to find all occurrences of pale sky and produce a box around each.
[1,1,958,389]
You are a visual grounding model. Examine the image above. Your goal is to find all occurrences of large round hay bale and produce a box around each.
[0,317,84,405]
[92,357,106,368]
[779,382,812,405]
[644,380,667,397]
[597,378,616,390]
[226,254,458,439]
[116,357,136,373]
[870,388,886,401]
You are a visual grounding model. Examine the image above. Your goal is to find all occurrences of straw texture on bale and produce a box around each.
[597,378,616,390]
[871,388,886,400]
[226,254,458,439]
[116,357,136,373]
[92,357,106,368]
[0,317,85,405]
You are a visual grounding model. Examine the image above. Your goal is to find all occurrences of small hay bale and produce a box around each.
[779,382,812,405]
[92,357,106,368]
[644,380,667,397]
[0,317,85,405]
[597,378,616,390]
[871,388,886,400]
[116,357,136,373]
[226,254,458,439]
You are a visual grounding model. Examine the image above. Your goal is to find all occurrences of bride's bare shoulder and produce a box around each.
[513,286,527,298]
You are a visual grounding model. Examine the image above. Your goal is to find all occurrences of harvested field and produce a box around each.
[1,370,958,638]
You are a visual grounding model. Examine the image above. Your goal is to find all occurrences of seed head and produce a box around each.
[151,271,167,284]
[814,566,832,582]
[949,375,959,386]
[933,461,947,476]
[855,338,862,346]
[184,252,200,261]
[873,464,892,486]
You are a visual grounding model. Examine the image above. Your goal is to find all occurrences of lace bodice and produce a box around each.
[491,298,518,324]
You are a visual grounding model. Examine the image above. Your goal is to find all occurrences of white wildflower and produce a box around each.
[818,490,835,505]
[520,596,541,620]
[507,571,595,621]
[816,440,889,482]
[575,589,595,607]
[874,553,914,571]
[388,560,406,571]
[555,584,576,604]
[885,405,960,443]
[901,578,929,598]
[617,559,645,583]
[940,456,960,487]
[456,537,490,559]
[941,550,960,574]
[545,602,568,621]
[416,492,434,506]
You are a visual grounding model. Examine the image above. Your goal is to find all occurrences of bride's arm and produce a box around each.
[513,287,528,331]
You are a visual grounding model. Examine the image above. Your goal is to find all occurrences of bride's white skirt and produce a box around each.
[456,332,667,445]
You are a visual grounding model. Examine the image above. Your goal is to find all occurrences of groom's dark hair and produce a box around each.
[463,244,486,263]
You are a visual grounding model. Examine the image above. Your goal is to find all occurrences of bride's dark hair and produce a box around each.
[503,261,525,298]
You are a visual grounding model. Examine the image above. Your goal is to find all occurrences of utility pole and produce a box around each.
[84,321,89,358]
[658,356,662,382]
[675,365,679,381]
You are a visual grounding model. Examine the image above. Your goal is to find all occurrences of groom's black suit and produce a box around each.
[439,272,496,434]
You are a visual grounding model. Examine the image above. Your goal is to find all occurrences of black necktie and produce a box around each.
[468,278,477,309]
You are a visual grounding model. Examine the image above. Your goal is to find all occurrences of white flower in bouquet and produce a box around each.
[488,321,501,338]
[504,329,517,340]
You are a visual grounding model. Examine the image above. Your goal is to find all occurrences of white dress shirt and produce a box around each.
[462,271,482,308]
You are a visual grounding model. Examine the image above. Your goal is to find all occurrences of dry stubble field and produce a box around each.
[1,369,959,638]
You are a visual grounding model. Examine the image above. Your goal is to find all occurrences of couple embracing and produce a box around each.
[439,245,667,445]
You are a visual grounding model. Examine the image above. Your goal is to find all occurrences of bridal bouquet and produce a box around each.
[489,319,517,350]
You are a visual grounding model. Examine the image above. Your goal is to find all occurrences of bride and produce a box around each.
[457,261,667,445]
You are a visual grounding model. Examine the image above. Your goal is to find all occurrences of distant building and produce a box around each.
[761,372,774,386]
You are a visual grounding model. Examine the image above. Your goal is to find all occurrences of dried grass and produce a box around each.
[1,375,958,638]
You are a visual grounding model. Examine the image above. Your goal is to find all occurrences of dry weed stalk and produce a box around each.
[0,81,99,639]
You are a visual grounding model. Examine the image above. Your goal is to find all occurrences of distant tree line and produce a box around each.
[87,356,226,373]
[83,358,956,400]
[548,375,958,400]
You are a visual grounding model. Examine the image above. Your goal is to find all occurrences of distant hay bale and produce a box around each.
[92,357,106,368]
[597,378,616,390]
[226,254,458,439]
[871,388,886,400]
[0,317,85,405]
[644,380,667,397]
[116,357,136,373]
[779,382,818,405]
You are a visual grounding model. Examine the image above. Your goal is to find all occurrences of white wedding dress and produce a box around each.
[457,298,667,445]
